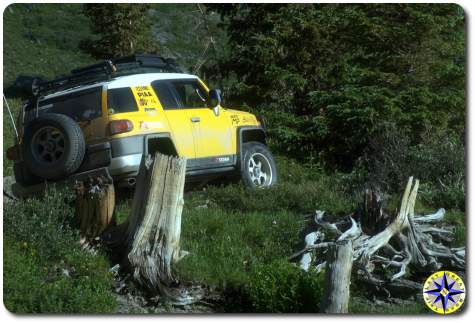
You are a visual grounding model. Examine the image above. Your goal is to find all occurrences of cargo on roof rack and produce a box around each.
[35,54,182,96]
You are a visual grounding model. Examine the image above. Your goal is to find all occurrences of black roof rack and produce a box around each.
[35,54,183,96]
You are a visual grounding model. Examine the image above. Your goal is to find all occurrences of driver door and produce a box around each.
[166,79,234,159]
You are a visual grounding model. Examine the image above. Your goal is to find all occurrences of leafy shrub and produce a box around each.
[3,188,116,313]
[207,4,465,168]
[352,123,465,210]
[246,260,324,313]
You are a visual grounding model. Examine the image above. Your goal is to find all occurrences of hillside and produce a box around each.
[3,3,465,314]
[3,4,95,88]
[3,3,223,88]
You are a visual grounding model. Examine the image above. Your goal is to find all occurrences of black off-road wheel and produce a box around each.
[22,113,86,180]
[240,141,278,188]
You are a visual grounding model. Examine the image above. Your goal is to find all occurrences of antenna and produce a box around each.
[3,94,19,142]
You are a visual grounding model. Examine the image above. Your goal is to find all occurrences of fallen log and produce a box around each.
[294,177,465,302]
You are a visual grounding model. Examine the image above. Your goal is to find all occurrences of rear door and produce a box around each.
[34,86,106,145]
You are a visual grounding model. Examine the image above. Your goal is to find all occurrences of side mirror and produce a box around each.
[208,89,222,116]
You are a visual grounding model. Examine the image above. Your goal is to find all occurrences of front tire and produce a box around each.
[241,141,277,188]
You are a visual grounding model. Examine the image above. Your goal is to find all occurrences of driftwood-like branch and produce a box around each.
[295,177,465,304]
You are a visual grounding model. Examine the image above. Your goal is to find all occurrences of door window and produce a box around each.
[152,79,208,109]
[151,81,180,109]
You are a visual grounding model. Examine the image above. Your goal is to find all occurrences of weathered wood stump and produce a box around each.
[75,176,115,241]
[123,152,201,305]
[321,240,353,314]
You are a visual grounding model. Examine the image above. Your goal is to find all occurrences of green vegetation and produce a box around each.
[3,97,21,175]
[247,261,325,313]
[207,4,465,171]
[3,4,95,89]
[3,189,116,313]
[83,4,158,59]
[3,3,465,314]
[349,298,430,314]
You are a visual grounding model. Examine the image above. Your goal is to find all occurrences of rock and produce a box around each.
[3,176,17,203]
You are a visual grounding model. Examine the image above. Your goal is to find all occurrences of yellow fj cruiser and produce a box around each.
[7,55,277,191]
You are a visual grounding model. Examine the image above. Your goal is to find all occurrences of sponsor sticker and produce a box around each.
[131,85,160,110]
[230,115,240,125]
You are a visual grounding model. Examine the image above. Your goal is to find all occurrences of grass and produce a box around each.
[116,156,464,313]
[3,188,117,313]
[3,4,95,89]
[3,97,22,176]
[3,154,465,313]
[349,297,430,314]
[175,157,355,289]
[178,208,302,288]
[3,4,119,313]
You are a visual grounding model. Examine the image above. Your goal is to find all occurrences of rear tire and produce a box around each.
[22,113,86,180]
[240,141,277,188]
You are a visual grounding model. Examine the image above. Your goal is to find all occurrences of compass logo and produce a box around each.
[423,271,465,314]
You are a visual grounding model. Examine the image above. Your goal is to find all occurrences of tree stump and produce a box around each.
[124,152,201,305]
[75,176,115,242]
[321,240,353,314]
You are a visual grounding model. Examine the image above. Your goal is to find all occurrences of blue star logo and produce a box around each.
[424,272,464,313]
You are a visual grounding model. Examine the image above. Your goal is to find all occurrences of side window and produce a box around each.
[151,79,208,109]
[170,80,208,109]
[38,87,102,121]
[151,81,180,110]
[107,87,139,114]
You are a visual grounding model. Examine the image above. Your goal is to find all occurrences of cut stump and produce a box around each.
[124,152,202,305]
[321,240,353,313]
[75,176,115,242]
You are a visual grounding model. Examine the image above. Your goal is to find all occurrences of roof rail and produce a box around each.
[36,54,183,96]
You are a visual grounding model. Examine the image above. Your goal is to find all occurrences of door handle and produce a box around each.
[190,117,200,123]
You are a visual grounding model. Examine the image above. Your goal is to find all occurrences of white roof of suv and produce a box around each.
[107,73,198,89]
[41,73,199,100]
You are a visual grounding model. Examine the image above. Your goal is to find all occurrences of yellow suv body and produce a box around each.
[11,55,277,189]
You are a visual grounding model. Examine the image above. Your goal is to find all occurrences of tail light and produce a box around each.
[109,119,133,135]
[6,145,19,161]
